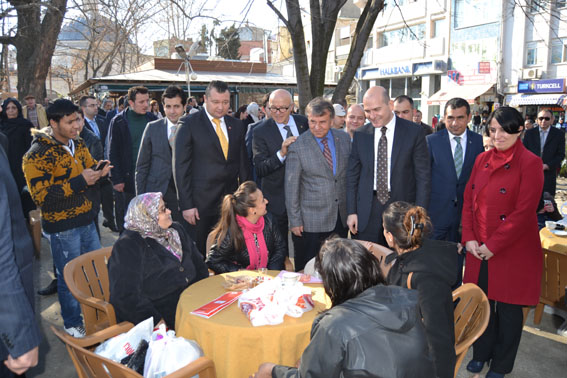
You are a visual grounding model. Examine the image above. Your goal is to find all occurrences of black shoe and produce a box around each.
[38,279,57,296]
[103,220,119,232]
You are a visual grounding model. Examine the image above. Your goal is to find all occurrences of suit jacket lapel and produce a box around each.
[332,129,346,175]
[391,118,402,173]
[160,119,172,159]
[293,115,308,135]
[461,129,477,180]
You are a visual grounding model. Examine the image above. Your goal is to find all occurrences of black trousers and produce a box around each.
[271,212,290,257]
[473,260,524,374]
[114,190,135,233]
[188,213,219,257]
[291,212,347,272]
[354,195,388,247]
[100,178,115,225]
[431,222,463,289]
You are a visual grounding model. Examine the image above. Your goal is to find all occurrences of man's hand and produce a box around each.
[113,183,125,192]
[4,347,38,375]
[250,362,276,378]
[347,214,358,235]
[183,208,200,225]
[81,168,103,186]
[280,136,298,157]
[290,226,303,237]
[543,163,550,171]
[96,160,112,177]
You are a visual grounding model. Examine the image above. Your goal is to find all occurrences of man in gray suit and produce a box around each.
[1,145,40,377]
[285,97,351,271]
[136,85,187,224]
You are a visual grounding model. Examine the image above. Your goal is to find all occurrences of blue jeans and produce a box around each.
[49,222,101,328]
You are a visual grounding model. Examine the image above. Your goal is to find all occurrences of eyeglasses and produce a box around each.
[538,116,551,121]
[269,105,291,113]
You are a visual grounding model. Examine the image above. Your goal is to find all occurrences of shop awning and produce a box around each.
[505,93,566,106]
[427,84,494,104]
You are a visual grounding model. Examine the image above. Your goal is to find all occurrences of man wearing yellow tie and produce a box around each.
[173,80,251,255]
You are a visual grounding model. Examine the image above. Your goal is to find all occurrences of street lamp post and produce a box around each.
[175,44,198,98]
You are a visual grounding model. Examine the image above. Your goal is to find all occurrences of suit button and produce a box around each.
[485,163,489,168]
[179,266,184,272]
[504,163,510,169]
[335,199,338,202]
[472,184,475,189]
[500,215,506,221]
[500,188,506,194]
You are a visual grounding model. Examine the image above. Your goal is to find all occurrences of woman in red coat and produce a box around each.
[462,106,543,378]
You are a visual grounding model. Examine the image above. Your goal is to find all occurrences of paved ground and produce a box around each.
[26,215,567,378]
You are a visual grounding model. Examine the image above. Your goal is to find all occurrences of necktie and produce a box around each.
[454,136,463,178]
[212,118,228,159]
[89,120,100,138]
[168,124,177,148]
[376,127,389,204]
[321,137,333,172]
[283,125,293,139]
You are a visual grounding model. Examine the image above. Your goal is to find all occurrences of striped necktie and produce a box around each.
[454,136,463,178]
[321,137,333,171]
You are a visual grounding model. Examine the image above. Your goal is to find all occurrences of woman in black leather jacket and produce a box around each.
[252,238,435,378]
[383,201,457,378]
[206,181,285,273]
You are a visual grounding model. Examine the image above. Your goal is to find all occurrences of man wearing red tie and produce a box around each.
[173,80,250,255]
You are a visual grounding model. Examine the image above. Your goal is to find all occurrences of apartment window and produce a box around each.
[431,18,446,38]
[551,42,567,63]
[557,0,567,8]
[531,0,544,12]
[381,24,425,47]
[526,42,538,65]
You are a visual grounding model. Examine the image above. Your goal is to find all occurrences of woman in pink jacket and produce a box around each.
[461,106,543,378]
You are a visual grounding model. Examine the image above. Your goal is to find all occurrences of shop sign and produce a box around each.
[378,64,412,77]
[478,62,491,74]
[518,79,565,94]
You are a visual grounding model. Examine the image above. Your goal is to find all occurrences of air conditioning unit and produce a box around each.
[522,68,543,80]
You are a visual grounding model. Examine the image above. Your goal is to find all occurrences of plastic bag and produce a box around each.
[143,324,203,378]
[94,317,154,362]
[238,277,313,326]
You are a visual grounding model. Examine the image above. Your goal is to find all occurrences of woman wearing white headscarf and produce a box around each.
[108,192,208,328]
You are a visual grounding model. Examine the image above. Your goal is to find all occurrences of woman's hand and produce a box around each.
[478,244,494,260]
[465,240,483,260]
[250,362,276,378]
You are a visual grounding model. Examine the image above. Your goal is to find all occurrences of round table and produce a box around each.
[175,270,330,378]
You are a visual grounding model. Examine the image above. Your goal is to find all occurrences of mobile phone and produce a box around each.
[94,161,109,171]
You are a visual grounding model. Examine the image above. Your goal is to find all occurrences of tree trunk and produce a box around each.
[332,0,384,103]
[11,0,67,101]
[309,0,346,98]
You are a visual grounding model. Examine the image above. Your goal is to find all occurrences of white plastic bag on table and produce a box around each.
[238,277,314,326]
[143,324,203,378]
[94,317,154,362]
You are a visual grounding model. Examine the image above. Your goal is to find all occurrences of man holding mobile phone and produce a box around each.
[23,99,112,338]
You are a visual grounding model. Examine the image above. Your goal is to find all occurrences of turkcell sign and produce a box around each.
[518,79,565,93]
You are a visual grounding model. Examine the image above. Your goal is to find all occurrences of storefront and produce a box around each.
[359,60,446,122]
[505,79,566,121]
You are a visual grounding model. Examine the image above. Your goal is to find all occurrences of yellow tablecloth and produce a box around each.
[175,271,330,378]
[540,227,567,256]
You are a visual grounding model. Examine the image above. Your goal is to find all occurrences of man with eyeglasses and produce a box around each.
[524,109,565,196]
[252,89,308,260]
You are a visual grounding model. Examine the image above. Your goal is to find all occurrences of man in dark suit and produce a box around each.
[252,89,308,255]
[174,80,250,255]
[393,95,433,135]
[523,109,565,196]
[246,92,271,187]
[427,97,484,286]
[108,86,157,232]
[347,86,430,246]
[285,98,351,271]
[1,145,40,377]
[136,85,187,225]
[80,95,116,232]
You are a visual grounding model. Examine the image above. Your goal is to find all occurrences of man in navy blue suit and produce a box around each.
[347,86,430,246]
[427,97,484,286]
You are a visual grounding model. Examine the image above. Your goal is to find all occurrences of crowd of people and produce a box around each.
[0,80,558,378]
